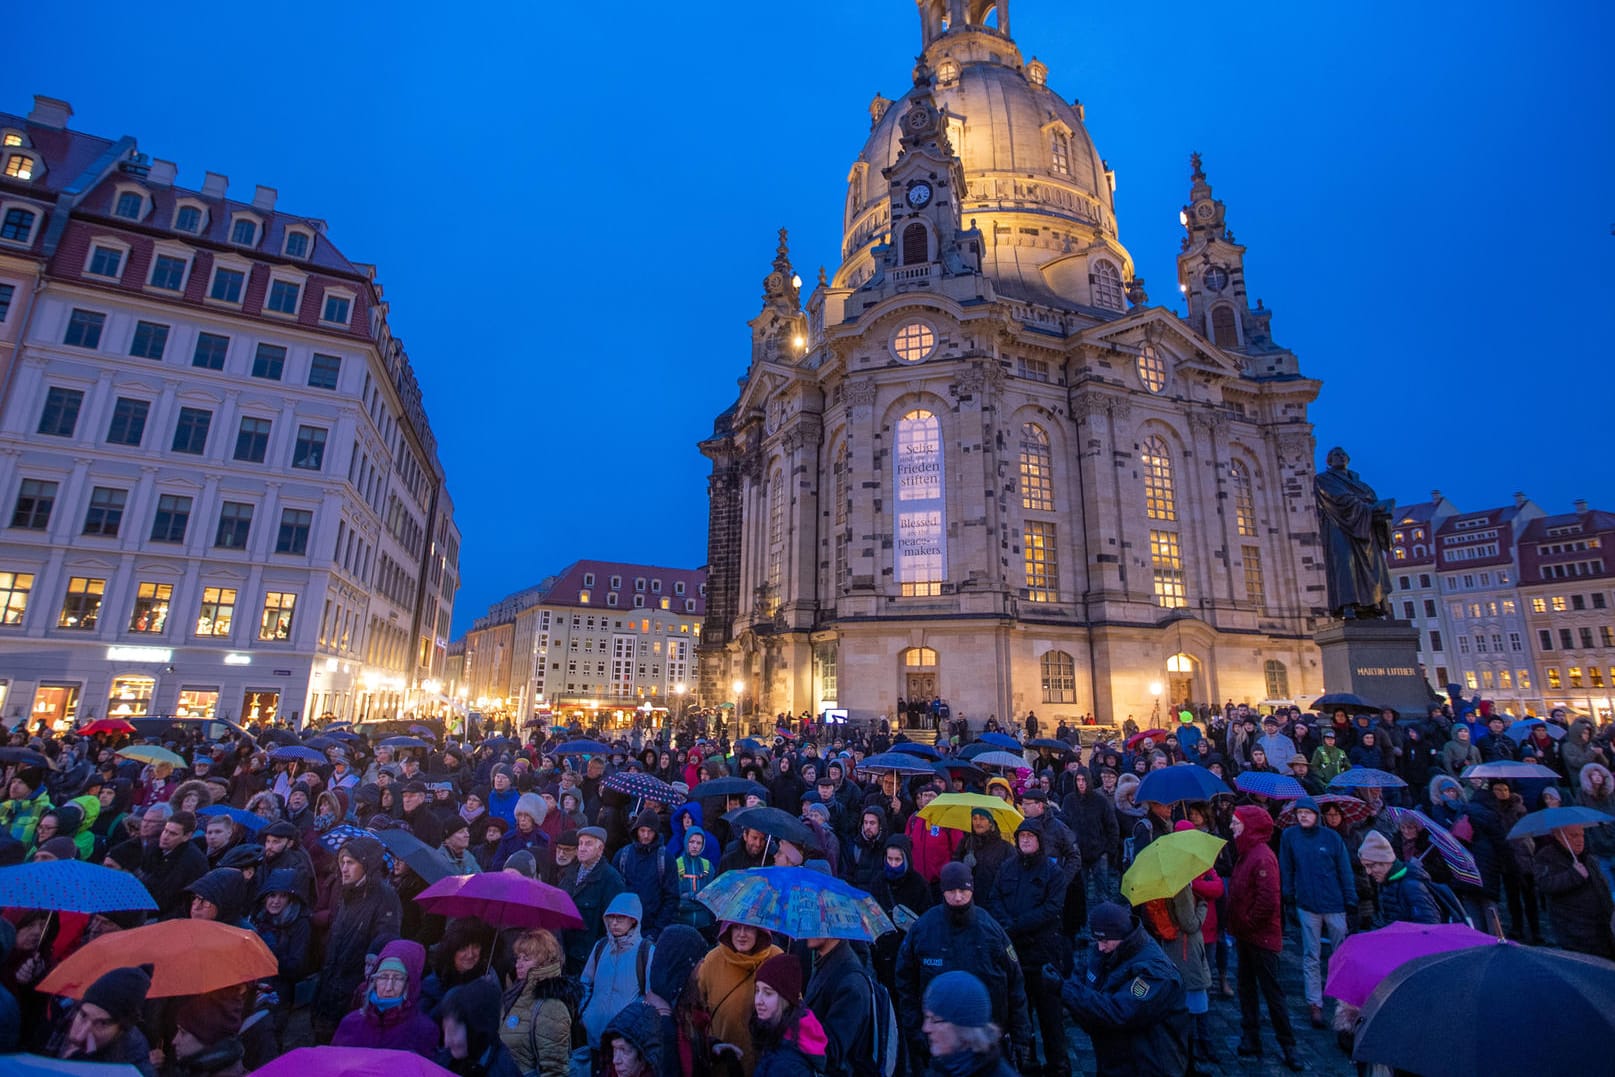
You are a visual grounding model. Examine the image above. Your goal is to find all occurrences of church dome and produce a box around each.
[837,14,1132,310]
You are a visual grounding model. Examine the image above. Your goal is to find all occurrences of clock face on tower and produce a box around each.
[1196,202,1214,220]
[906,182,932,208]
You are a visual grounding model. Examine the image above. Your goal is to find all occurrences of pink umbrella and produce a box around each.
[250,1046,455,1076]
[1324,921,1497,1007]
[415,871,583,931]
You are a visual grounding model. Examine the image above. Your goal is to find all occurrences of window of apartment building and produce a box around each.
[10,479,56,530]
[1594,593,1608,610]
[82,486,127,537]
[174,205,203,233]
[1402,601,1415,619]
[0,571,32,625]
[1573,594,1587,611]
[105,398,149,447]
[37,387,83,437]
[291,426,327,471]
[1602,626,1615,648]
[214,501,253,549]
[58,576,105,629]
[1510,632,1523,652]
[1424,599,1437,618]
[113,191,144,220]
[1581,627,1596,648]
[265,280,300,315]
[1546,668,1562,690]
[171,407,211,454]
[87,244,123,278]
[1560,628,1574,649]
[149,494,191,543]
[275,508,312,555]
[234,417,271,462]
[128,583,172,633]
[209,267,245,303]
[64,309,105,348]
[251,343,286,381]
[192,332,229,370]
[0,283,13,321]
[230,218,257,245]
[1430,630,1443,652]
[259,592,296,641]
[284,231,310,258]
[1569,667,1585,689]
[1539,629,1554,651]
[1,207,37,241]
[196,586,236,637]
[308,353,341,390]
[129,321,169,360]
[1458,636,1471,654]
[322,294,351,324]
[1552,596,1569,612]
[149,254,186,291]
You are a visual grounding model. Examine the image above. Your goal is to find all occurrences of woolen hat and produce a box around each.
[1020,788,1048,802]
[1293,795,1320,815]
[923,970,992,1029]
[939,861,974,892]
[441,814,470,839]
[577,826,607,843]
[631,808,660,833]
[516,792,549,825]
[35,836,80,861]
[503,850,538,878]
[755,952,803,1002]
[557,829,580,848]
[1358,831,1396,864]
[83,964,153,1026]
[1089,901,1134,941]
[262,820,298,840]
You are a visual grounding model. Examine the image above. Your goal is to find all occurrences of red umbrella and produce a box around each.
[416,871,583,930]
[39,920,276,999]
[79,719,137,736]
[1126,729,1169,750]
[1276,793,1374,828]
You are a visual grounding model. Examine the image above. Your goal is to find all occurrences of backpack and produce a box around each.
[857,970,901,1077]
[583,936,652,1004]
[1428,881,1470,926]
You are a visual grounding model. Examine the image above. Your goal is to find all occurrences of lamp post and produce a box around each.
[1149,680,1164,723]
[731,678,744,738]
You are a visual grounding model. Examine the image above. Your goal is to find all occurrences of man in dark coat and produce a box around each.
[983,820,1069,1077]
[1061,770,1119,921]
[312,834,401,1043]
[398,781,443,847]
[803,934,874,1075]
[563,826,625,974]
[1357,831,1442,926]
[842,806,890,894]
[258,820,315,897]
[1535,824,1615,957]
[137,810,209,920]
[612,808,678,939]
[1056,902,1187,1077]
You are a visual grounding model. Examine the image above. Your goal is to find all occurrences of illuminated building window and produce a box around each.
[1019,424,1053,511]
[1137,343,1166,393]
[1546,668,1562,690]
[0,571,34,625]
[1041,650,1075,703]
[259,592,297,641]
[1142,435,1176,521]
[896,409,943,596]
[893,321,937,363]
[1231,462,1256,536]
[4,155,34,180]
[1024,521,1057,602]
[1264,660,1289,699]
[1150,530,1187,608]
[1243,545,1265,609]
[196,587,237,637]
[129,583,172,634]
[767,467,785,604]
[58,577,105,629]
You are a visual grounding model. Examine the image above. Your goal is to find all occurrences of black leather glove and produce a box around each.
[1040,961,1064,986]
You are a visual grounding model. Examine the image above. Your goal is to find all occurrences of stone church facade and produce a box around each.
[699,0,1326,728]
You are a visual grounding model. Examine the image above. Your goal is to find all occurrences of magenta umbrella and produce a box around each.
[415,871,583,931]
[249,1046,455,1077]
[1324,921,1496,1007]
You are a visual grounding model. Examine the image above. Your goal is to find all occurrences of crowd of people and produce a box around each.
[0,695,1611,1076]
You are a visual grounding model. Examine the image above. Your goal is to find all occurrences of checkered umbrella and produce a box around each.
[1234,771,1306,800]
[604,770,684,806]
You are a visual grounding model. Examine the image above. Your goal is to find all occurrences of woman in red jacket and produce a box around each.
[1227,806,1302,1071]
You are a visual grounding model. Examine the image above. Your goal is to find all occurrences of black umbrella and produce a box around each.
[722,806,814,847]
[688,777,769,801]
[1029,738,1077,755]
[935,759,987,783]
[1353,942,1615,1076]
[256,728,299,746]
[889,742,942,761]
[373,827,458,885]
[1310,692,1383,713]
[0,746,49,767]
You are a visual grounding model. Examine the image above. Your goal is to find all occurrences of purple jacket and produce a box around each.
[331,938,440,1056]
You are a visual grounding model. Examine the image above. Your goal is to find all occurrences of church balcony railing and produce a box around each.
[891,263,938,284]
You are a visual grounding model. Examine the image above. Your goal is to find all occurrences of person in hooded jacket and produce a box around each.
[331,938,439,1056]
[185,867,253,927]
[982,818,1069,1077]
[580,892,654,1053]
[312,835,401,1043]
[1055,902,1187,1077]
[869,834,931,987]
[614,809,679,939]
[952,809,1012,895]
[250,868,311,1036]
[671,825,716,933]
[697,921,782,1074]
[1355,832,1441,925]
[752,952,830,1077]
[421,917,499,1015]
[842,806,889,893]
[1227,805,1302,1070]
[1560,717,1609,780]
[436,977,521,1077]
[599,999,664,1077]
[1060,769,1119,914]
[45,964,158,1076]
[167,990,249,1077]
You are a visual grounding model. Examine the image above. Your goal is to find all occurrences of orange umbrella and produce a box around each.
[39,919,276,999]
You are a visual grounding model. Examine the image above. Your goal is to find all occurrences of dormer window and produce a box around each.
[3,155,35,180]
[321,289,354,326]
[113,191,145,220]
[1050,132,1070,174]
[174,204,204,233]
[2,206,39,244]
[87,243,125,279]
[1,134,20,147]
[230,217,259,246]
[265,279,301,315]
[284,230,311,258]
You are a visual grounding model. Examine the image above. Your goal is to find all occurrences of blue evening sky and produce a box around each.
[7,1,1611,636]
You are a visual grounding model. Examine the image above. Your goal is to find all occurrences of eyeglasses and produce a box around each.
[373,972,407,986]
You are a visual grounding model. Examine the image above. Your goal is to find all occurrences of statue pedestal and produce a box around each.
[1315,619,1434,717]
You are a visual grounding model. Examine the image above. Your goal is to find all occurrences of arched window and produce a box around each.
[902,222,928,265]
[1211,305,1238,347]
[832,441,850,592]
[903,647,938,668]
[1142,435,1175,521]
[1264,660,1289,700]
[1019,423,1053,511]
[1091,260,1124,311]
[1137,343,1166,393]
[1230,461,1256,537]
[1041,650,1075,703]
[896,410,944,596]
[766,467,785,603]
[1050,132,1070,174]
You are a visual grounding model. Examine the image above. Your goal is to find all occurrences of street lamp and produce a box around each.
[1148,680,1164,722]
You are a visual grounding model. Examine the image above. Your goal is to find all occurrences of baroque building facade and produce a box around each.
[698,2,1327,727]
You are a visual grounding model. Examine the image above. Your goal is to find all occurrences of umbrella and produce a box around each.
[268,745,327,765]
[957,742,996,760]
[889,742,942,761]
[316,824,395,872]
[249,1046,458,1077]
[0,746,49,767]
[1324,921,1495,1007]
[978,732,1022,751]
[859,752,946,776]
[0,859,157,913]
[554,739,612,755]
[1310,692,1383,713]
[1134,764,1228,805]
[1028,738,1077,755]
[917,792,1023,834]
[197,805,269,834]
[1327,767,1407,790]
[604,771,683,805]
[39,919,276,999]
[1382,807,1483,888]
[971,750,1030,771]
[735,738,764,755]
[374,828,458,885]
[408,724,438,739]
[255,728,298,746]
[934,760,987,783]
[416,871,583,930]
[1125,729,1170,750]
[724,806,814,846]
[5,1056,146,1077]
[379,736,431,749]
[1120,829,1227,904]
[1505,718,1566,742]
[696,866,894,941]
[1276,794,1374,828]
[1353,943,1615,1076]
[1460,760,1561,781]
[78,719,137,736]
[1506,805,1615,841]
[301,735,342,751]
[324,729,361,742]
[1234,771,1306,800]
[116,745,185,767]
[688,777,770,800]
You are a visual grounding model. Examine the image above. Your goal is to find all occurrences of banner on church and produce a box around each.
[894,411,946,589]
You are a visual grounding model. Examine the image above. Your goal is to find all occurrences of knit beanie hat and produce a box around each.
[1293,795,1320,816]
[174,988,243,1044]
[923,970,992,1028]
[504,850,538,878]
[755,952,803,1003]
[1089,901,1134,941]
[82,964,153,1026]
[939,861,974,892]
[35,836,80,861]
[632,808,660,833]
[1358,830,1396,864]
[441,814,470,840]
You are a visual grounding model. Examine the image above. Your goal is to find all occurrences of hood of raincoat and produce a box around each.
[1233,805,1274,854]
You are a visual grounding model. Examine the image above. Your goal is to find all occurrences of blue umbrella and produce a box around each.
[859,752,942,776]
[1506,806,1615,841]
[301,735,343,751]
[380,736,431,749]
[0,859,157,914]
[1135,764,1229,804]
[325,729,361,742]
[1234,771,1306,800]
[197,805,269,833]
[889,742,942,761]
[696,866,894,941]
[1506,719,1567,743]
[373,828,457,884]
[1329,767,1409,790]
[3,1055,146,1076]
[554,739,612,755]
[605,770,684,806]
[957,742,995,760]
[268,745,327,764]
[979,732,1022,751]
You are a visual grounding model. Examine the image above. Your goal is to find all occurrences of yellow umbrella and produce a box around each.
[117,744,185,767]
[1121,829,1226,904]
[917,792,1023,833]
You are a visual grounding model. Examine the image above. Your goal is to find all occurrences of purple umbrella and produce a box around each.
[249,1046,456,1077]
[1384,806,1483,888]
[1324,921,1496,1007]
[416,871,583,931]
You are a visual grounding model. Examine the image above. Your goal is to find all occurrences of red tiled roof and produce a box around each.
[537,560,707,615]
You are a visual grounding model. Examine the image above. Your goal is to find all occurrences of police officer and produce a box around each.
[1055,902,1189,1077]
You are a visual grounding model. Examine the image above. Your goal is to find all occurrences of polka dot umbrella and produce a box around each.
[0,860,156,914]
